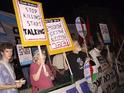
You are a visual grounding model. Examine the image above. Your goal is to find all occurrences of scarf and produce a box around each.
[0,59,16,80]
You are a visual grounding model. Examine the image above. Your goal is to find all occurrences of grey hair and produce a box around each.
[32,50,46,63]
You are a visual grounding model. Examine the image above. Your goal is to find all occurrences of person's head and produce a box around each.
[72,39,82,53]
[32,49,46,64]
[70,33,82,53]
[0,42,13,61]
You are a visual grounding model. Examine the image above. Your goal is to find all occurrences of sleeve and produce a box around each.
[79,51,87,62]
[45,64,53,76]
[30,64,38,82]
[30,64,36,75]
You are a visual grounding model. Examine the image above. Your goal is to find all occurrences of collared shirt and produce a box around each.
[0,59,18,93]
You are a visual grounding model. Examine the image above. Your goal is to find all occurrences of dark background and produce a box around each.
[0,0,123,34]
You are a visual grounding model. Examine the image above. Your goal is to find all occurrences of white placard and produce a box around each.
[99,23,111,44]
[13,0,48,46]
[16,44,32,66]
[18,1,45,40]
[47,19,69,49]
[46,18,74,55]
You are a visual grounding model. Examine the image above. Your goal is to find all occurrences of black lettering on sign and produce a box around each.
[23,48,31,55]
[19,1,37,7]
[23,29,44,35]
[106,84,111,93]
[97,56,106,64]
[103,73,110,83]
[111,81,117,90]
[93,77,102,87]
[49,30,63,37]
[27,20,42,26]
[25,7,37,13]
[51,40,69,49]
[47,23,61,30]
[103,71,115,83]
[51,35,67,42]
[18,46,23,55]
[23,14,41,20]
[46,19,60,23]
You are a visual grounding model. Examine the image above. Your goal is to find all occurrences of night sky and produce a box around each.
[0,0,123,20]
[0,0,123,34]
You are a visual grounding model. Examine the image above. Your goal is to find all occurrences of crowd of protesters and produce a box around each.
[0,33,115,93]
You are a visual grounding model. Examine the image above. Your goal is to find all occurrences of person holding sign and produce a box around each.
[67,34,87,81]
[0,42,25,93]
[30,48,54,93]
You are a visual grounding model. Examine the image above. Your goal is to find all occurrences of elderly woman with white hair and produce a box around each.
[30,49,54,93]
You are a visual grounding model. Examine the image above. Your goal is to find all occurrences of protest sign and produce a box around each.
[16,44,32,66]
[13,0,48,46]
[75,17,87,38]
[45,17,74,55]
[99,23,111,44]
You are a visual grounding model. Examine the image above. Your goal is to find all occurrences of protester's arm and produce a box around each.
[0,82,23,90]
[32,63,44,81]
[46,64,54,80]
[0,84,17,90]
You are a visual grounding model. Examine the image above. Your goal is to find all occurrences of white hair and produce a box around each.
[32,50,46,63]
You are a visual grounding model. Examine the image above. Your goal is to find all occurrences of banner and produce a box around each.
[48,84,77,93]
[99,23,111,44]
[75,79,91,93]
[16,44,32,66]
[42,68,117,93]
[45,17,74,55]
[93,68,117,93]
[13,0,48,46]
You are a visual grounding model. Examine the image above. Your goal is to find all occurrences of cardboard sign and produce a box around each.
[13,0,48,46]
[75,17,87,38]
[16,44,32,66]
[99,23,111,44]
[45,17,74,55]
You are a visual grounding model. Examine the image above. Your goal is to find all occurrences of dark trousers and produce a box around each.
[55,70,71,84]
